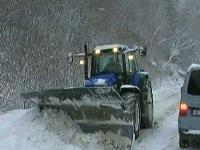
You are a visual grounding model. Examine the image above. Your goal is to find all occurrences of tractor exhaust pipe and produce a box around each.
[84,44,88,79]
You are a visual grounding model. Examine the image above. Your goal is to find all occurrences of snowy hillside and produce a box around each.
[1,0,200,112]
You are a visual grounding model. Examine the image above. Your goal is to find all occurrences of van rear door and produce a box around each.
[183,70,200,130]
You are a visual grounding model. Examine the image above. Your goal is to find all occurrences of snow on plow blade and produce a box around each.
[21,87,134,141]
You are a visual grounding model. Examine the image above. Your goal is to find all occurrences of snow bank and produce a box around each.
[152,63,184,90]
[0,108,131,150]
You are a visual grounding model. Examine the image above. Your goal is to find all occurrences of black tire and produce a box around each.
[122,125,134,149]
[141,81,154,128]
[142,102,154,128]
[179,137,189,148]
[122,93,141,139]
[134,100,141,139]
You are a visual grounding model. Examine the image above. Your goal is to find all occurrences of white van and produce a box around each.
[178,64,200,148]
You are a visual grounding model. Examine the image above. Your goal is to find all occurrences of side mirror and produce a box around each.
[139,47,147,57]
[67,53,73,64]
[140,69,145,72]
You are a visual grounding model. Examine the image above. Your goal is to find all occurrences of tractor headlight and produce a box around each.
[113,47,118,53]
[128,55,134,60]
[95,49,101,55]
[79,60,84,65]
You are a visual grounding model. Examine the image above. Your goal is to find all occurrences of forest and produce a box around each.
[0,0,200,111]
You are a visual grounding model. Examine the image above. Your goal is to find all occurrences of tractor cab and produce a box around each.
[85,44,145,89]
[91,46,123,76]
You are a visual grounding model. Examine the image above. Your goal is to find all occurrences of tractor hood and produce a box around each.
[85,73,118,87]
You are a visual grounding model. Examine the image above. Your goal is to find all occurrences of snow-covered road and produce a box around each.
[1,86,200,150]
[134,87,180,150]
[134,87,200,150]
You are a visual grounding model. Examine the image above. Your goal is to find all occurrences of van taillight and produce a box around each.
[179,102,188,117]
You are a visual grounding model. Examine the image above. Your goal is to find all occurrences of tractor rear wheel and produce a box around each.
[122,93,141,139]
[134,100,141,139]
[141,81,154,128]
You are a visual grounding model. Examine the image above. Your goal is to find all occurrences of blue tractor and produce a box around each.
[22,44,154,145]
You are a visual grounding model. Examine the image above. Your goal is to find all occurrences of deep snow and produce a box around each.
[1,83,200,150]
[0,108,131,150]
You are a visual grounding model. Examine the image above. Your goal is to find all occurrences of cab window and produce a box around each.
[125,54,137,74]
[91,50,123,75]
[187,70,200,95]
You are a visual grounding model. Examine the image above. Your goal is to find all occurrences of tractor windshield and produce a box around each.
[91,50,123,75]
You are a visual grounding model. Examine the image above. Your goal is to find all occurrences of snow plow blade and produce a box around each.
[21,87,134,141]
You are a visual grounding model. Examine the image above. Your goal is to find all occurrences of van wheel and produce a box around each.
[179,137,189,148]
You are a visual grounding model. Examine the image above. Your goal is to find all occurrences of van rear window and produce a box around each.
[187,70,200,95]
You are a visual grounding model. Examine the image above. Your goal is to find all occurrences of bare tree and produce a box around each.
[168,29,196,63]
